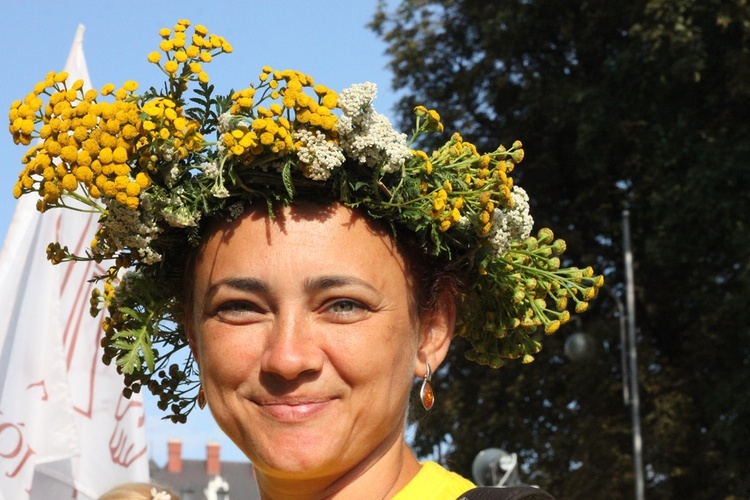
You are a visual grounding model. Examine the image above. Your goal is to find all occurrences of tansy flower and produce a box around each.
[132,171,153,190]
[164,61,178,74]
[61,174,78,192]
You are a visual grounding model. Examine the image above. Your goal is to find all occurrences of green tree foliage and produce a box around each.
[372,1,750,497]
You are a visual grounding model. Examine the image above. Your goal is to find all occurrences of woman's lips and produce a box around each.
[255,398,335,423]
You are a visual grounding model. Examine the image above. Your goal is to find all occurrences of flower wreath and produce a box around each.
[8,20,603,422]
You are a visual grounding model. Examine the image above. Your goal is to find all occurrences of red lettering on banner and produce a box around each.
[0,420,36,479]
[69,303,104,420]
[56,212,106,420]
[108,396,147,467]
[63,261,97,370]
[25,380,48,401]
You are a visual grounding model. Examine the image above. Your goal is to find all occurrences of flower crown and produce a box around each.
[8,20,603,422]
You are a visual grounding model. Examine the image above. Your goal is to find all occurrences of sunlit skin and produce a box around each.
[188,202,454,499]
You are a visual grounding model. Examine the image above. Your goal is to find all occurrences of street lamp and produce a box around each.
[564,317,596,362]
[471,448,522,487]
[622,206,645,500]
[564,207,645,500]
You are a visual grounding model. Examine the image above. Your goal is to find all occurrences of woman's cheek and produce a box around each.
[200,324,262,381]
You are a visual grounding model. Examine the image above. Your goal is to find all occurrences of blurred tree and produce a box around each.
[372,0,750,498]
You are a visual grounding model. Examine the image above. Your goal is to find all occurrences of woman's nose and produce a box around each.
[260,309,324,380]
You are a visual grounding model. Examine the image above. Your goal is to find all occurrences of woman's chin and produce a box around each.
[250,438,346,480]
[232,416,348,478]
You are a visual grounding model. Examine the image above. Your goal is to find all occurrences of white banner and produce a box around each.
[0,25,149,500]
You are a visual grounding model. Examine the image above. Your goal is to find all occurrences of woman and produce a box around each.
[9,20,600,498]
[188,201,470,498]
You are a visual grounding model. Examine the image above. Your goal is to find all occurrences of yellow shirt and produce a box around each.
[392,461,475,499]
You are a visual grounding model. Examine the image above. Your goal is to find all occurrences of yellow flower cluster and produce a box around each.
[223,66,339,168]
[148,19,232,85]
[409,123,521,235]
[138,97,203,164]
[413,104,444,133]
[8,20,232,214]
[9,73,148,211]
[465,230,604,368]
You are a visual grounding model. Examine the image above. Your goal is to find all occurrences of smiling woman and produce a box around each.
[7,18,601,499]
[188,202,460,497]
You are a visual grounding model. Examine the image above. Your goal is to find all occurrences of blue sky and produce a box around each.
[0,0,399,466]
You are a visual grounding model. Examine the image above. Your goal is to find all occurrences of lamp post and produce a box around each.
[622,207,645,500]
[564,207,644,500]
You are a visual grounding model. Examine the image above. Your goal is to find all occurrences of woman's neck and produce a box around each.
[255,436,421,500]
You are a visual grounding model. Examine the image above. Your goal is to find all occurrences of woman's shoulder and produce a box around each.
[392,461,475,500]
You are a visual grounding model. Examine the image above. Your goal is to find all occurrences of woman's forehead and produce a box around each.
[199,202,403,268]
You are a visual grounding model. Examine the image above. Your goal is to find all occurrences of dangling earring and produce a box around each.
[197,385,207,410]
[420,363,434,411]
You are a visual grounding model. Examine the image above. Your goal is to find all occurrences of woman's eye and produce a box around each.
[222,301,254,311]
[214,301,261,321]
[330,300,357,313]
[326,299,368,319]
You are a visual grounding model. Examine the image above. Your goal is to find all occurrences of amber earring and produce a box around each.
[420,363,434,411]
[197,385,207,410]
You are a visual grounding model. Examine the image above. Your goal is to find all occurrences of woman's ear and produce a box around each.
[185,318,201,371]
[415,291,456,378]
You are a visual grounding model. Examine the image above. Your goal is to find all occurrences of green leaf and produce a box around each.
[282,161,295,199]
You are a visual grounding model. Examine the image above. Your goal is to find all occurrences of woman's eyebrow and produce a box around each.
[304,275,378,293]
[207,277,270,296]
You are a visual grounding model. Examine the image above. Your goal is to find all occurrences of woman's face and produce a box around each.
[189,203,443,483]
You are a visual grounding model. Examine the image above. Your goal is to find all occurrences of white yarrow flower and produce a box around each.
[337,83,411,175]
[337,82,377,114]
[201,161,220,179]
[487,186,534,257]
[211,184,230,199]
[165,164,182,188]
[227,201,245,221]
[161,203,200,228]
[294,128,345,180]
[93,202,163,264]
[150,488,172,500]
[217,111,234,134]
